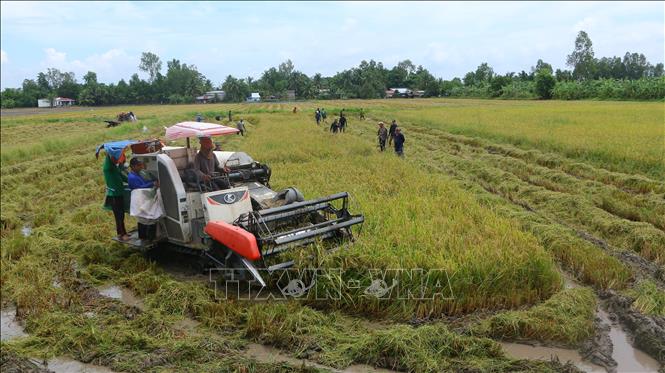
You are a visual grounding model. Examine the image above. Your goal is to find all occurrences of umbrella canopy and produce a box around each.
[164,121,239,140]
[95,140,137,164]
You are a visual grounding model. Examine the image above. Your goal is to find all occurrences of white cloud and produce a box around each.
[39,48,136,82]
[1,1,663,88]
[341,17,358,32]
[573,16,598,33]
[0,50,7,64]
[43,48,67,66]
[426,42,455,64]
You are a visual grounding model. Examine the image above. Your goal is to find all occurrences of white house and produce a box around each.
[247,92,261,102]
[38,97,76,107]
[54,97,75,106]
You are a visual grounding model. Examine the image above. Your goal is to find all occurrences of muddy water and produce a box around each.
[42,357,117,373]
[500,305,662,372]
[1,308,117,372]
[246,343,399,373]
[501,342,605,372]
[1,307,27,341]
[597,310,661,372]
[98,285,144,310]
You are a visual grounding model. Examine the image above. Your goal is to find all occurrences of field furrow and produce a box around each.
[363,119,665,267]
[3,100,663,372]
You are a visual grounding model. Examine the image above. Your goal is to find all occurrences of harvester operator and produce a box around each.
[194,136,230,190]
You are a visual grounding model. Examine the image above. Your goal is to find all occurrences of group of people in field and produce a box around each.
[102,149,160,242]
[197,112,247,136]
[312,107,406,156]
[377,120,405,156]
[314,107,327,125]
[329,110,348,133]
[102,134,234,242]
[102,106,405,241]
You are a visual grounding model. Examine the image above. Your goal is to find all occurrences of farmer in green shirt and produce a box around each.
[101,144,130,241]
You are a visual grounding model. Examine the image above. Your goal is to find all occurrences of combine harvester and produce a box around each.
[107,122,364,286]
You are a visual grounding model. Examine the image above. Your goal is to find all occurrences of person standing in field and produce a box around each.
[338,114,347,133]
[196,113,203,122]
[236,118,246,136]
[377,122,388,151]
[103,149,129,241]
[315,108,321,125]
[293,106,298,113]
[321,108,327,123]
[388,120,398,145]
[228,110,232,122]
[359,109,365,120]
[330,119,339,133]
[393,127,405,157]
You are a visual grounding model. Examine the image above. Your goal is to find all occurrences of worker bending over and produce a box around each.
[128,158,160,240]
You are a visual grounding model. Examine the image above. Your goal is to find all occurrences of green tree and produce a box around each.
[622,52,650,80]
[41,68,79,98]
[78,71,101,105]
[535,69,556,99]
[164,59,209,100]
[387,60,415,87]
[555,69,573,82]
[139,52,162,83]
[567,31,596,80]
[412,66,439,96]
[37,72,51,92]
[489,74,512,97]
[221,75,249,102]
[532,59,553,74]
[20,79,47,106]
[128,73,150,104]
[440,78,463,96]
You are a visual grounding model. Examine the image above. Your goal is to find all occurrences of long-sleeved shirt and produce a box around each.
[194,151,222,179]
[394,133,406,151]
[103,155,127,197]
[377,127,388,140]
[388,124,398,136]
[128,171,155,190]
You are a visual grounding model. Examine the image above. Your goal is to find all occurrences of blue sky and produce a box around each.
[1,1,663,89]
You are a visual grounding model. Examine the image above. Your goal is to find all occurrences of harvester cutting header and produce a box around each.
[98,122,364,286]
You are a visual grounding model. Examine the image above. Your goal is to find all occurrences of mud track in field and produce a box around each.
[600,291,665,366]
[362,117,665,367]
[380,120,665,267]
[408,125,665,195]
[409,125,665,232]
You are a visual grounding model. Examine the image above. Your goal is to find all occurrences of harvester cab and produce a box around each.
[105,122,363,286]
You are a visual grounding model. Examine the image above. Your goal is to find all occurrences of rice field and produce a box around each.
[1,98,664,372]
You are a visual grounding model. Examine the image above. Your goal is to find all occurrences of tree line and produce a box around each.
[1,31,663,108]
